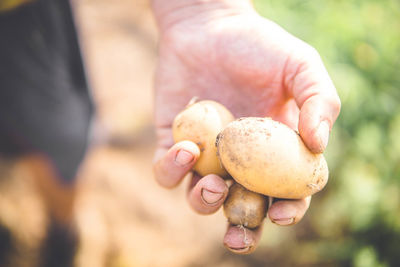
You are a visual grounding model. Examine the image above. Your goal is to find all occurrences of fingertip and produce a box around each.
[302,119,331,154]
[153,140,200,163]
[223,224,263,254]
[268,203,297,226]
[314,120,330,153]
[153,141,200,188]
[268,197,311,226]
[187,174,228,215]
[298,97,334,154]
[174,140,201,164]
[179,140,201,154]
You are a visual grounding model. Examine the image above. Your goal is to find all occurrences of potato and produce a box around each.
[223,183,268,229]
[217,117,329,199]
[172,100,234,177]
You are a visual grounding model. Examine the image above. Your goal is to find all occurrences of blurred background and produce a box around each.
[0,0,399,266]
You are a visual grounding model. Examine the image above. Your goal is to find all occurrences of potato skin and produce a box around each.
[217,117,329,199]
[223,183,268,229]
[172,100,234,177]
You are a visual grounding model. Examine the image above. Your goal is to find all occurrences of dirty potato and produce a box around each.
[223,183,268,229]
[217,117,329,199]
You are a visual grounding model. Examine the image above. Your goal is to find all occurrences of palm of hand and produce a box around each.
[154,14,313,134]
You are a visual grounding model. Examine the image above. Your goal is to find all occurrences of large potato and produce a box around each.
[217,117,329,199]
[172,100,234,177]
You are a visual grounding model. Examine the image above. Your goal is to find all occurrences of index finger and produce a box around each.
[290,46,341,153]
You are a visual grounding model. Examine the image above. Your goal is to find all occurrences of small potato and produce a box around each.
[217,117,329,199]
[223,183,268,229]
[172,100,234,177]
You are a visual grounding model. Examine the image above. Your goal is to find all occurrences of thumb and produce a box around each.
[291,48,341,153]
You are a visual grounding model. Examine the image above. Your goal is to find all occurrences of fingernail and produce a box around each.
[225,245,251,254]
[175,150,194,166]
[316,121,330,152]
[201,189,224,205]
[272,218,294,226]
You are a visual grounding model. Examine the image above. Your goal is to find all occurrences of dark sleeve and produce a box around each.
[0,0,94,183]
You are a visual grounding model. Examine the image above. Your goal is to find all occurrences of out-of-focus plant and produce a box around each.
[253,0,400,266]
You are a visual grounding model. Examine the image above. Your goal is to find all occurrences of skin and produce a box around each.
[152,0,341,253]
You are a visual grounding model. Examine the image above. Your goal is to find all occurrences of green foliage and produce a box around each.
[254,0,400,265]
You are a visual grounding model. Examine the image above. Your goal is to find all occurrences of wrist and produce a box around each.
[151,0,254,33]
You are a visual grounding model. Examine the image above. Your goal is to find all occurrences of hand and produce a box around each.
[152,0,341,254]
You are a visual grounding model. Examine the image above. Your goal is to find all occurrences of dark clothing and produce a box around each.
[0,0,93,183]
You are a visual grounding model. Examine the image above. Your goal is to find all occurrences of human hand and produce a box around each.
[152,0,341,254]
